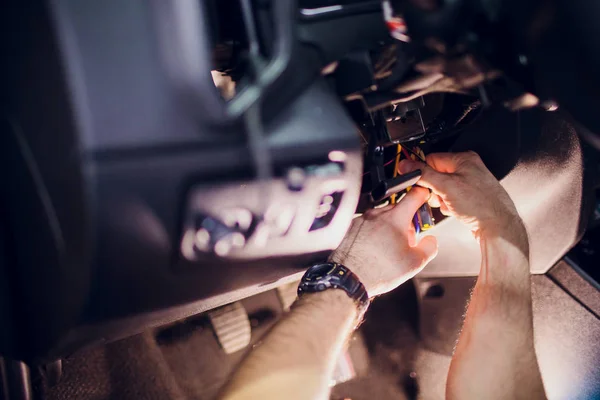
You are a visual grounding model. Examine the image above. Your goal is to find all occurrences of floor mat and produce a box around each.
[42,332,185,400]
[39,273,600,400]
[157,290,283,400]
[414,278,476,356]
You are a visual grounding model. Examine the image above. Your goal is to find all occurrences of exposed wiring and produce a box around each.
[391,144,402,204]
[402,145,426,162]
[362,156,397,176]
[454,101,481,126]
[401,147,411,160]
[362,144,424,177]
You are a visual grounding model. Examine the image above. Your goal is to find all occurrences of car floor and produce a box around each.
[37,266,600,400]
[39,283,438,400]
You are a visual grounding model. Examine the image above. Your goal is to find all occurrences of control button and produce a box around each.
[250,222,270,248]
[315,195,334,219]
[310,192,344,231]
[265,204,295,238]
[286,167,306,192]
[194,228,211,252]
[214,232,246,257]
[186,214,248,257]
[221,208,253,231]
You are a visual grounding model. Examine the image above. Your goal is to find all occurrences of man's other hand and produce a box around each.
[400,151,528,254]
[330,187,438,297]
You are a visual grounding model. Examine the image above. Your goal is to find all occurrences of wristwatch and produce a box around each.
[297,262,370,323]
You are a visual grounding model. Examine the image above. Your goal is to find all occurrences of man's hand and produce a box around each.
[330,187,438,297]
[222,151,545,400]
[398,151,546,400]
[399,151,528,255]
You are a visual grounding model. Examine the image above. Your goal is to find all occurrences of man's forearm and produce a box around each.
[220,289,358,400]
[446,234,546,400]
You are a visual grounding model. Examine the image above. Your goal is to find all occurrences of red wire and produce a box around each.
[363,146,426,177]
[402,147,411,159]
[362,150,405,176]
[384,158,396,168]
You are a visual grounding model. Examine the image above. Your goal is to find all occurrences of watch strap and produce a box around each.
[298,263,370,322]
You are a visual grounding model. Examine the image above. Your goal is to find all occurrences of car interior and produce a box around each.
[1,0,599,399]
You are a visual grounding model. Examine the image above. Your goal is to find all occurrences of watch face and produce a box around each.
[300,263,369,316]
[309,263,336,280]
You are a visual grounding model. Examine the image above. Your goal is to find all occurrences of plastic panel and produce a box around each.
[420,109,592,277]
[1,0,362,363]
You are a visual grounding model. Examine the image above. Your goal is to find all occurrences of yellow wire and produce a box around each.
[406,146,424,193]
[391,144,402,204]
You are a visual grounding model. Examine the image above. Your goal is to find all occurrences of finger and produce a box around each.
[390,186,429,226]
[414,235,438,265]
[398,159,417,175]
[425,153,462,173]
[396,157,451,193]
[439,202,451,216]
[401,161,453,197]
[428,193,442,208]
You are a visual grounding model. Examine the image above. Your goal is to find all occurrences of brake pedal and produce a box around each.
[208,302,251,354]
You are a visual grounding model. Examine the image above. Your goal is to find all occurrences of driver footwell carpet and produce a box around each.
[39,286,424,400]
[39,275,600,400]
